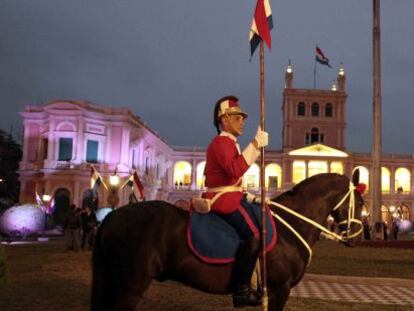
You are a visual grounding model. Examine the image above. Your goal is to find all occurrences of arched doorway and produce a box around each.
[53,188,71,226]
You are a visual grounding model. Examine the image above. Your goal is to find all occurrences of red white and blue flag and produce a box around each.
[315,46,331,68]
[249,0,273,56]
[127,171,145,202]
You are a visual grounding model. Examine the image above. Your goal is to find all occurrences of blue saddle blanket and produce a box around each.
[187,200,277,264]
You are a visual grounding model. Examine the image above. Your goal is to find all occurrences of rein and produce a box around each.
[268,182,363,266]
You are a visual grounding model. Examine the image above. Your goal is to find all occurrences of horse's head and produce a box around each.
[329,169,365,247]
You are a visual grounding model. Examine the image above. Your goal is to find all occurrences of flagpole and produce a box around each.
[259,40,268,311]
[313,58,317,89]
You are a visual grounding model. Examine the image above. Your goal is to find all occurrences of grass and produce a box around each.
[0,239,412,310]
[308,240,414,279]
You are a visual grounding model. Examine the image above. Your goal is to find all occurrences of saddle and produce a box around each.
[186,200,277,264]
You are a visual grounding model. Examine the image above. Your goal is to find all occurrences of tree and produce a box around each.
[0,129,22,208]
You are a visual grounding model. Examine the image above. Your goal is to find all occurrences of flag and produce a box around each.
[127,171,145,202]
[90,166,105,199]
[45,196,55,214]
[315,46,331,68]
[35,192,43,206]
[249,0,273,56]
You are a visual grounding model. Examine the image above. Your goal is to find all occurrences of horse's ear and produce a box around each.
[352,169,360,186]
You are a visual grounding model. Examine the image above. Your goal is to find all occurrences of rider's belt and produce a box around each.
[192,180,243,214]
[206,186,243,193]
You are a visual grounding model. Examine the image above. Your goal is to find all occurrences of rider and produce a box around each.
[202,95,268,308]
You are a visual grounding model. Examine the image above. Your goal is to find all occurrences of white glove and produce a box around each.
[252,195,269,205]
[254,127,269,148]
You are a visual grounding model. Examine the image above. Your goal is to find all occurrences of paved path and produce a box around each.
[290,274,414,305]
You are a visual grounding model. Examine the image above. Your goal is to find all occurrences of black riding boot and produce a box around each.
[232,237,262,308]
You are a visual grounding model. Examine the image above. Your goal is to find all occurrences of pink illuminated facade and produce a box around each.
[19,66,413,227]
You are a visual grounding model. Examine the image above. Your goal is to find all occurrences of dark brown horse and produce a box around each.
[91,172,364,311]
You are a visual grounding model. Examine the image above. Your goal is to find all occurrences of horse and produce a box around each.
[91,171,364,311]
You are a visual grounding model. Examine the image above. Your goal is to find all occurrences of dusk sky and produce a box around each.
[1,1,414,153]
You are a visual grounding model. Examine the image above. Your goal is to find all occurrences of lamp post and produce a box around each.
[108,173,120,209]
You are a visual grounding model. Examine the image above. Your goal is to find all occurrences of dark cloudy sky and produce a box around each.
[1,1,414,153]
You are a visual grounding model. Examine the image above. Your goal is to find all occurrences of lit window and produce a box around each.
[381,167,390,193]
[174,161,192,187]
[243,163,260,189]
[196,161,206,189]
[308,161,328,177]
[265,163,282,190]
[395,167,411,194]
[330,162,343,174]
[292,161,306,184]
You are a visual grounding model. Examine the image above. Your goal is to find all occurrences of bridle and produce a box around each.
[267,181,363,266]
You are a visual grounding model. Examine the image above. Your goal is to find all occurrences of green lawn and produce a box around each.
[308,240,414,279]
[0,239,412,310]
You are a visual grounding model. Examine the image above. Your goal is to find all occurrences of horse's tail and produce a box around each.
[90,224,106,311]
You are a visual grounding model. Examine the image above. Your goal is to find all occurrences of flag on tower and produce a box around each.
[315,46,331,68]
[127,171,145,202]
[249,0,273,56]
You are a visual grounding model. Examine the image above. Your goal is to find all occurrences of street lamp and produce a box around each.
[108,173,120,208]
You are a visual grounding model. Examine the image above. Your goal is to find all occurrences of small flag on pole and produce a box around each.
[90,166,107,200]
[35,192,43,206]
[315,46,331,68]
[127,171,145,202]
[249,0,273,56]
[45,196,55,214]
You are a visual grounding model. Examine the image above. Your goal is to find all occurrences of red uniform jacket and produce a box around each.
[202,133,249,214]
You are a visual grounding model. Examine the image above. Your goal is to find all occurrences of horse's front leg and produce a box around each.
[268,283,291,311]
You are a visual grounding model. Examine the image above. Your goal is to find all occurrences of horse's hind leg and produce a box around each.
[114,276,153,311]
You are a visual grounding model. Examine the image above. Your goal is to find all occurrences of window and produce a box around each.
[330,162,343,174]
[297,102,305,116]
[311,128,319,144]
[86,140,99,163]
[173,161,192,187]
[308,161,328,177]
[196,161,206,189]
[325,103,333,117]
[395,167,411,194]
[42,138,48,160]
[381,167,390,193]
[131,150,136,169]
[58,138,72,161]
[292,161,306,184]
[311,102,319,117]
[265,163,282,190]
[145,157,150,175]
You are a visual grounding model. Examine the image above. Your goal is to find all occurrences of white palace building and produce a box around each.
[18,65,413,227]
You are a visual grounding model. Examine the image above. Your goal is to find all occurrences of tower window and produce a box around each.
[297,102,305,116]
[311,103,319,117]
[311,128,319,143]
[325,103,333,117]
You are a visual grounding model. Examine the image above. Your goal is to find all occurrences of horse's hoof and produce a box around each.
[233,292,262,308]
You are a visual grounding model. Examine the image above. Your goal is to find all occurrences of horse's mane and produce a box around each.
[273,173,347,202]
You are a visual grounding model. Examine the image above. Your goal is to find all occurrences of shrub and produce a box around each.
[0,243,7,284]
